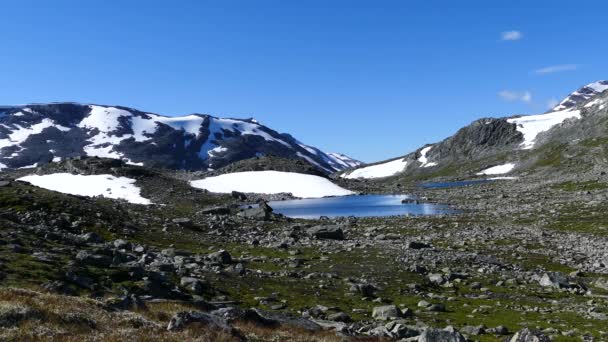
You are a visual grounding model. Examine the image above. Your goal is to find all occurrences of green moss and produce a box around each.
[552,180,608,192]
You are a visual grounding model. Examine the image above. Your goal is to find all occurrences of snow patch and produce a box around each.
[296,152,331,173]
[587,81,608,94]
[327,152,361,169]
[18,173,151,204]
[418,146,437,168]
[507,109,581,149]
[477,163,516,175]
[0,118,70,149]
[585,98,606,108]
[342,159,407,179]
[190,171,354,198]
[553,80,608,111]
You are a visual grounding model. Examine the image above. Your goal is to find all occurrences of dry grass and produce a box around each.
[0,287,375,341]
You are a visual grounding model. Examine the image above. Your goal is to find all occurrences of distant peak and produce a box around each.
[552,80,608,112]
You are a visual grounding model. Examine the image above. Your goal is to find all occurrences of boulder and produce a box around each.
[207,250,232,265]
[113,239,130,250]
[167,311,238,337]
[172,218,194,229]
[251,308,321,332]
[428,273,445,285]
[408,241,431,249]
[509,328,551,342]
[79,232,104,244]
[180,277,208,295]
[419,327,466,342]
[372,305,401,320]
[327,312,351,322]
[349,283,377,297]
[487,325,509,335]
[199,206,231,215]
[539,272,570,289]
[461,324,486,335]
[239,203,273,220]
[231,191,248,201]
[307,225,344,240]
[75,250,112,267]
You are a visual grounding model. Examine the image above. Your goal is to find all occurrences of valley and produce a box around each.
[0,81,607,341]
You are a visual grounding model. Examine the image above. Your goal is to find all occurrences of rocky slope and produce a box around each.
[1,158,607,340]
[0,103,361,173]
[341,80,608,181]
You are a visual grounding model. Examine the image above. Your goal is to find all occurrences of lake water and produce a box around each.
[419,179,494,189]
[268,194,455,219]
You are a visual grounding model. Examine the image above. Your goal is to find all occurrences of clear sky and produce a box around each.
[1,1,606,162]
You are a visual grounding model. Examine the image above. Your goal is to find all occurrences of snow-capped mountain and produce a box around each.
[342,80,608,179]
[0,103,361,172]
[552,81,608,112]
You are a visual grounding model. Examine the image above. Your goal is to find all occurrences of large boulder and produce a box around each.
[509,328,551,342]
[75,250,112,267]
[349,283,377,297]
[167,311,240,338]
[207,250,232,265]
[251,309,321,332]
[307,225,344,240]
[372,305,401,320]
[419,327,466,342]
[239,202,273,220]
[180,277,208,295]
[539,272,570,289]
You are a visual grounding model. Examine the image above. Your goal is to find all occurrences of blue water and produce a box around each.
[420,179,495,189]
[268,195,455,219]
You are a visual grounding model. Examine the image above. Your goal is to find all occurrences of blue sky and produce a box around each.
[1,1,606,162]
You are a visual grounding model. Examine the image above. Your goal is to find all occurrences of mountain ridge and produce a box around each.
[0,102,361,173]
[341,80,608,180]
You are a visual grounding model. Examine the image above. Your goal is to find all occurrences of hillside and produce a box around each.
[340,80,608,183]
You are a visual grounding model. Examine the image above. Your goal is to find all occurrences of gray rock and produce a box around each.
[199,206,231,215]
[231,191,248,201]
[461,324,486,335]
[239,202,273,220]
[113,239,130,249]
[539,272,570,289]
[167,311,238,337]
[349,283,377,297]
[172,218,194,228]
[79,232,104,244]
[307,225,344,240]
[207,250,232,264]
[428,273,445,284]
[75,250,112,267]
[509,328,551,342]
[372,305,401,320]
[251,308,321,332]
[487,325,509,335]
[180,277,208,295]
[419,327,466,342]
[327,312,351,322]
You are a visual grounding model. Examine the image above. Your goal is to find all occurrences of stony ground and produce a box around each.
[0,158,607,341]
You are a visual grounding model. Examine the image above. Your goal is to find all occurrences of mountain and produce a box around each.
[0,103,361,173]
[341,80,608,180]
[552,80,608,111]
